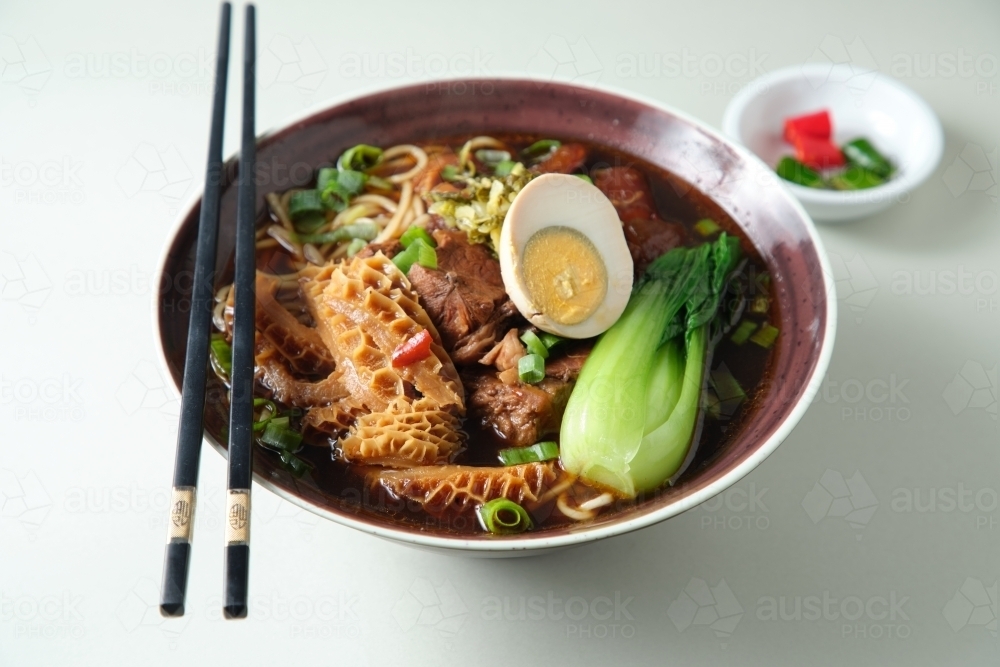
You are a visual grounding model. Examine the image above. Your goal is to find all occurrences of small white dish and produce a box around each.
[722,63,943,223]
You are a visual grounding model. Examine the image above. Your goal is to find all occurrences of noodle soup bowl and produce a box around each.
[155,77,836,556]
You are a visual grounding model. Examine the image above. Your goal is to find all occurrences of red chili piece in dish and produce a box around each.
[391,329,433,367]
[783,110,832,144]
[793,135,845,170]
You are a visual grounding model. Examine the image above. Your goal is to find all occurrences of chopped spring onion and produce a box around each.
[316,167,338,193]
[399,225,436,249]
[750,295,769,314]
[749,323,780,349]
[474,149,511,166]
[522,139,561,160]
[345,238,367,256]
[776,156,826,188]
[730,320,758,345]
[440,165,460,181]
[288,190,326,233]
[296,222,378,245]
[279,451,310,477]
[520,330,549,359]
[694,218,721,237]
[575,174,593,184]
[478,498,534,535]
[842,138,893,179]
[210,335,232,377]
[268,416,289,429]
[709,365,746,418]
[366,175,393,190]
[498,441,559,465]
[260,420,302,452]
[320,169,369,212]
[392,238,437,274]
[539,332,563,350]
[518,353,545,384]
[337,144,383,172]
[252,398,277,432]
[829,165,885,191]
[493,160,516,177]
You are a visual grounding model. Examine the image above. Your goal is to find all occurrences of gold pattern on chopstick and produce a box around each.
[167,486,196,543]
[225,489,250,545]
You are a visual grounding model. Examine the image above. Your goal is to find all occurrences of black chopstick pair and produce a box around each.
[160,2,257,621]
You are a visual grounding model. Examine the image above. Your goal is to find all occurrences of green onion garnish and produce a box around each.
[210,335,232,378]
[730,320,758,346]
[518,353,545,384]
[493,160,516,177]
[345,238,367,256]
[776,156,826,188]
[575,174,593,184]
[474,149,511,166]
[316,167,338,193]
[498,441,559,466]
[260,421,302,452]
[749,323,780,349]
[288,190,326,232]
[842,138,893,179]
[392,238,436,274]
[520,331,549,359]
[337,144,383,172]
[522,139,561,160]
[279,451,311,477]
[399,225,436,249]
[539,332,563,350]
[694,218,721,237]
[252,398,278,432]
[709,366,746,415]
[366,175,393,190]
[440,165,461,181]
[829,166,885,191]
[750,295,769,314]
[478,498,534,535]
[296,222,378,245]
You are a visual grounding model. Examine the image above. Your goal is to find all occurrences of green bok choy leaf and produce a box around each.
[559,234,741,498]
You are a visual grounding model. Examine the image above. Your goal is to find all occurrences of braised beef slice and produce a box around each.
[463,370,574,447]
[407,229,521,364]
[355,239,402,260]
[593,165,688,275]
[543,343,592,382]
[532,143,587,175]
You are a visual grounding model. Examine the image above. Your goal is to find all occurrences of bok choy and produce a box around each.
[559,234,741,498]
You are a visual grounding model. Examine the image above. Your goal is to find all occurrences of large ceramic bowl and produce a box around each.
[155,77,836,556]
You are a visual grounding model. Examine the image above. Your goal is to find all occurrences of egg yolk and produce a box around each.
[521,226,608,325]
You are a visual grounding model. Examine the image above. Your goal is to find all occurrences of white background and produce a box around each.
[2,0,998,664]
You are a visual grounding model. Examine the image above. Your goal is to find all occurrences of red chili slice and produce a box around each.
[793,135,845,170]
[391,329,432,367]
[783,110,832,144]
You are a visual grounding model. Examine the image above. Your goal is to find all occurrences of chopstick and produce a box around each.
[223,2,256,621]
[159,1,232,619]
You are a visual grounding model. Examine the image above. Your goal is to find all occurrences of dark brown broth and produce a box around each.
[212,135,775,535]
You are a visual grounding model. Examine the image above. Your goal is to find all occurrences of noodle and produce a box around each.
[382,144,428,184]
[374,180,413,242]
[556,492,596,521]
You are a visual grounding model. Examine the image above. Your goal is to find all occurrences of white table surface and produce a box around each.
[2,0,998,664]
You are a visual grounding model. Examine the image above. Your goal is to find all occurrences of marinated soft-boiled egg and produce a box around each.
[499,173,633,339]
